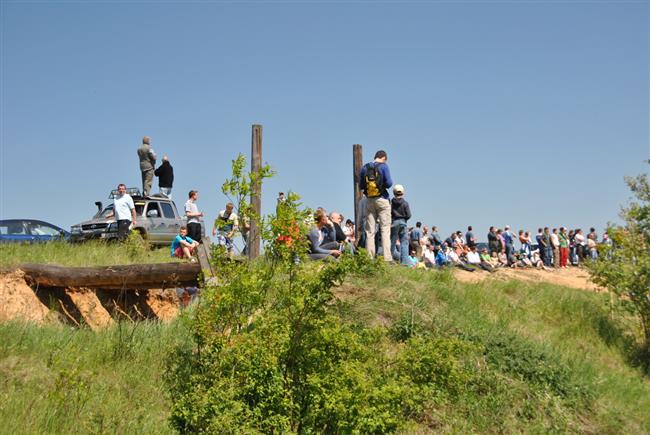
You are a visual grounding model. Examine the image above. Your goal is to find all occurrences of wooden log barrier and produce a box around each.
[19,262,202,290]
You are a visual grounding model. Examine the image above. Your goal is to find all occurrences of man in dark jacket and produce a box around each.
[389,184,411,265]
[154,155,174,199]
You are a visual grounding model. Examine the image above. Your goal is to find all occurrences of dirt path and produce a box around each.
[453,266,602,292]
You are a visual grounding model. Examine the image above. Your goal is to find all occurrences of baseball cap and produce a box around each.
[393,184,405,195]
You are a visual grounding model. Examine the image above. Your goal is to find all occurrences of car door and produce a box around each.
[160,201,181,243]
[28,221,66,242]
[144,201,165,244]
[0,220,32,243]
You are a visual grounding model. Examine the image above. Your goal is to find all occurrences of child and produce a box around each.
[171,226,199,261]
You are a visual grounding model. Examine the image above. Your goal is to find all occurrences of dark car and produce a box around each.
[0,219,70,243]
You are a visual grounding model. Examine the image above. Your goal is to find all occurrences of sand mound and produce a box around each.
[146,289,180,321]
[66,288,114,330]
[0,271,50,323]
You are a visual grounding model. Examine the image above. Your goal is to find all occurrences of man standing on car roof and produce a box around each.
[154,155,174,199]
[113,183,136,241]
[137,136,157,197]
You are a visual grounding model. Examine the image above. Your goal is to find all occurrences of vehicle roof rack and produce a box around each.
[109,187,141,199]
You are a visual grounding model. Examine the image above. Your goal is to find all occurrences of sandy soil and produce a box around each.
[145,289,180,321]
[453,266,602,291]
[0,271,50,323]
[0,266,600,328]
[0,271,182,328]
[65,288,114,330]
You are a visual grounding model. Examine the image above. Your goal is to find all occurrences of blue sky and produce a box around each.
[1,1,648,242]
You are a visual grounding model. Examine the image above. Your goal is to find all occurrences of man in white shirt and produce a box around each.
[113,183,136,241]
[185,190,203,243]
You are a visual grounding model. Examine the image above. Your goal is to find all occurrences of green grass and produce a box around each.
[0,239,177,268]
[0,319,191,434]
[1,267,649,433]
[341,267,650,433]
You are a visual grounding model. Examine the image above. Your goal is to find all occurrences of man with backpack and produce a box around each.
[359,150,393,261]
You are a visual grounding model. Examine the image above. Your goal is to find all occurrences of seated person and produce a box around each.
[435,245,449,267]
[423,244,437,268]
[343,219,356,244]
[171,226,199,260]
[308,209,342,260]
[497,251,509,267]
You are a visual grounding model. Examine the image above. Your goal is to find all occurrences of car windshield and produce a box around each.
[99,205,114,218]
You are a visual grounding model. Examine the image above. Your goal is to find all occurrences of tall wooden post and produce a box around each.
[249,124,263,260]
[353,144,363,241]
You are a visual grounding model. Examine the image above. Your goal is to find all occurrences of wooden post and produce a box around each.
[353,144,363,241]
[249,124,263,260]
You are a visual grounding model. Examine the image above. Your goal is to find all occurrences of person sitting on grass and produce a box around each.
[308,209,342,261]
[171,226,199,261]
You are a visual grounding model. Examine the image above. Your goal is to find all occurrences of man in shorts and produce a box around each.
[171,226,199,260]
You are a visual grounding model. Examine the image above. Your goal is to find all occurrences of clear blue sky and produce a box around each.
[1,1,648,242]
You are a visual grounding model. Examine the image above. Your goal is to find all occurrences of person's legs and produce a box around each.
[553,247,560,268]
[559,247,567,267]
[187,222,201,243]
[241,232,249,256]
[390,222,400,261]
[160,187,172,199]
[364,199,377,258]
[399,224,409,265]
[117,219,131,241]
[182,246,192,258]
[376,198,392,262]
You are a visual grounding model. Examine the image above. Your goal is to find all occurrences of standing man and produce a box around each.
[137,136,157,196]
[465,226,476,249]
[185,190,203,243]
[212,202,239,255]
[541,227,553,267]
[154,155,174,199]
[359,150,393,261]
[113,183,136,241]
[429,226,443,249]
[503,225,515,261]
[551,228,560,268]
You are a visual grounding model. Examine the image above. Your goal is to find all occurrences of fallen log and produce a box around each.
[20,262,201,290]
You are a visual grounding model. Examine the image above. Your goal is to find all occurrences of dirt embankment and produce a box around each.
[0,266,601,329]
[0,270,181,330]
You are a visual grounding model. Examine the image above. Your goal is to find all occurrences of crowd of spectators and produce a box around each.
[305,149,609,272]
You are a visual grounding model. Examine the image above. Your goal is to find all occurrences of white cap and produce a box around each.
[393,184,405,195]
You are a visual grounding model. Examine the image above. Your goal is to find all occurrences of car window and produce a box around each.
[29,222,61,236]
[0,222,27,235]
[99,205,114,218]
[146,202,161,218]
[160,202,176,219]
[135,202,146,216]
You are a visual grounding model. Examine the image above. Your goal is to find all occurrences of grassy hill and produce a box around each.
[1,267,648,433]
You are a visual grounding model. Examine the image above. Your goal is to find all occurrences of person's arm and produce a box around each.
[154,165,161,176]
[170,166,174,186]
[404,202,412,221]
[382,165,393,190]
[358,165,367,193]
[128,198,137,225]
